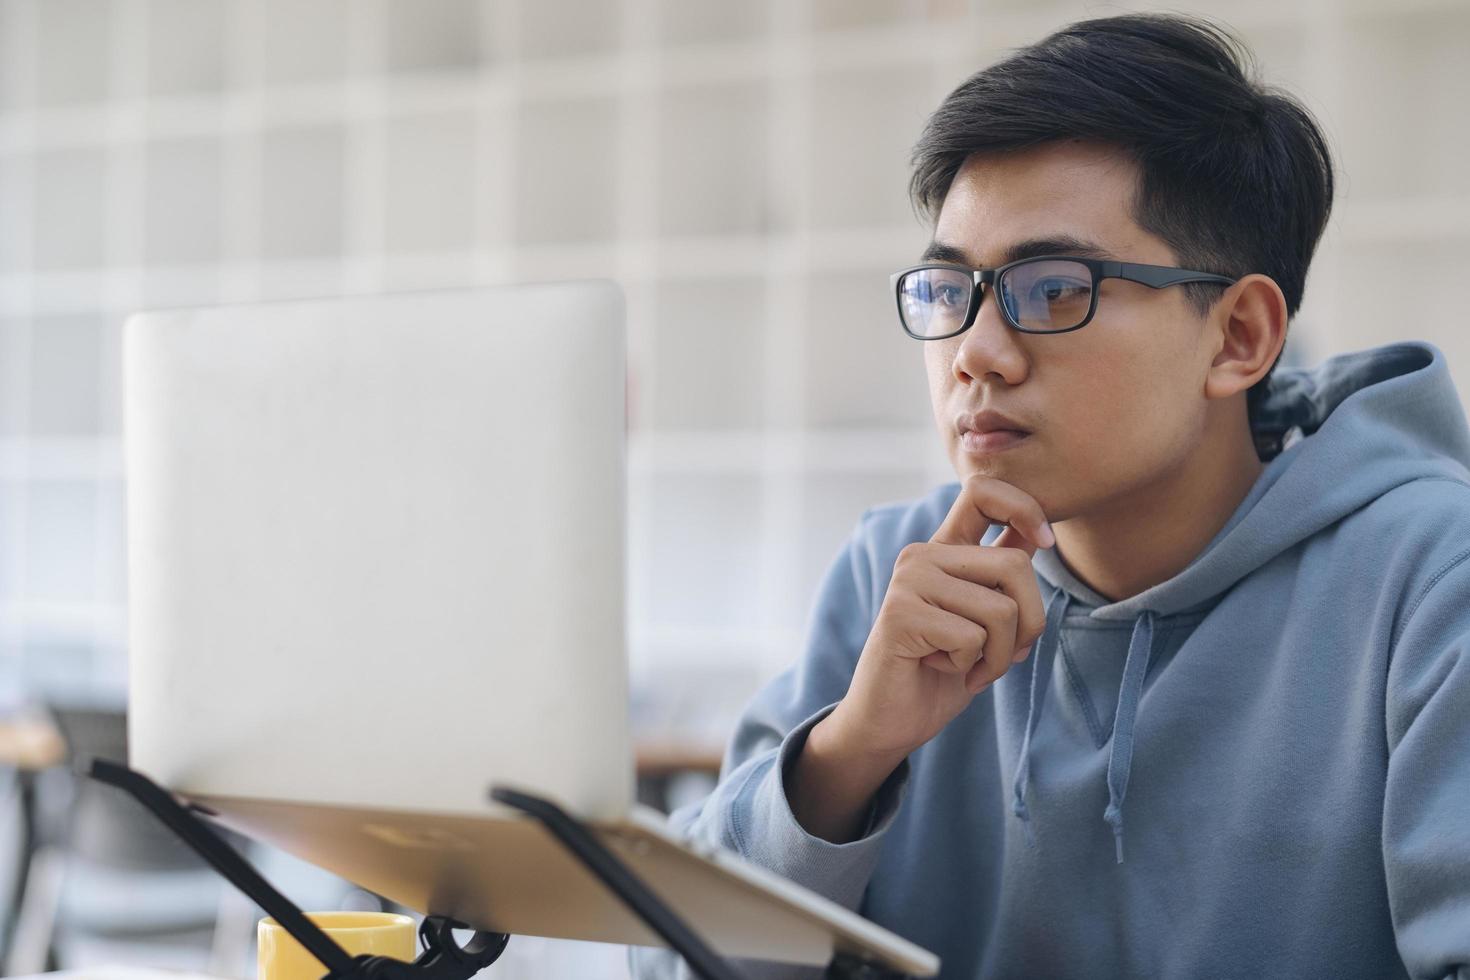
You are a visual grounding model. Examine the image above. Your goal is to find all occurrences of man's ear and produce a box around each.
[1204,273,1288,400]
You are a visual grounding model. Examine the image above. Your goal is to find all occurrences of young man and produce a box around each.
[631,13,1470,980]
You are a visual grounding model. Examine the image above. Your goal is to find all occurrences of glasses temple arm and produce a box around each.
[1106,261,1237,288]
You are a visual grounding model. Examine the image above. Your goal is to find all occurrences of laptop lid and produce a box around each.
[125,281,632,821]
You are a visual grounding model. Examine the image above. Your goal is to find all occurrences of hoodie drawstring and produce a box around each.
[1011,587,1071,848]
[1010,594,1159,865]
[1103,609,1157,864]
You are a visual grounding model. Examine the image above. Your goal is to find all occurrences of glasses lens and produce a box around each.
[897,268,972,338]
[999,259,1094,331]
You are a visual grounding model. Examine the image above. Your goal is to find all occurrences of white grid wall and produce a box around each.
[1,0,1468,735]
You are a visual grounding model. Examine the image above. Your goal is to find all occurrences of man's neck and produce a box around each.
[1049,414,1266,605]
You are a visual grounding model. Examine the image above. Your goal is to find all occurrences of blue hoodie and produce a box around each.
[627,339,1470,980]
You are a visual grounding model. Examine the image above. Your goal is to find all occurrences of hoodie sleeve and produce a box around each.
[626,510,913,980]
[1383,549,1470,980]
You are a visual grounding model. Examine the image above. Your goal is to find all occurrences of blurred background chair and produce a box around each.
[0,705,67,975]
[3,696,385,978]
[6,696,227,974]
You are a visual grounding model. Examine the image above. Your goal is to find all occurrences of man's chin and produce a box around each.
[953,454,1021,482]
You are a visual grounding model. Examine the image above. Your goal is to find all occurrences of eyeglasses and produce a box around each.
[890,255,1238,339]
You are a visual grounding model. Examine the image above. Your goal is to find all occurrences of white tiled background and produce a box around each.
[0,0,1468,975]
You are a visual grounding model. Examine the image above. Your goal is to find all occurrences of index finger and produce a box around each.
[930,474,1055,553]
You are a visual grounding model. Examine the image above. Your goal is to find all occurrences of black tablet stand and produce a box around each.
[87,760,912,980]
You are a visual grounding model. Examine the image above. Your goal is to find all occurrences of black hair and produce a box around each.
[908,12,1335,402]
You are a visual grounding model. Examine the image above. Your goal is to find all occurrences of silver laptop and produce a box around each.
[123,281,939,977]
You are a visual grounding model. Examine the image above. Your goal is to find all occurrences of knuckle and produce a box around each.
[886,590,921,620]
[896,542,926,568]
[1002,546,1033,573]
[963,474,992,499]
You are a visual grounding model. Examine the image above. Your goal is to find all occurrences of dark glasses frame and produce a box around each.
[889,255,1239,339]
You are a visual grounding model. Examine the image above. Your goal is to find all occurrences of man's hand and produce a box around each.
[790,475,1053,842]
[829,473,1053,758]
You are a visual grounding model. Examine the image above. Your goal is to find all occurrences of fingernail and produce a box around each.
[1039,522,1056,548]
[1014,643,1032,663]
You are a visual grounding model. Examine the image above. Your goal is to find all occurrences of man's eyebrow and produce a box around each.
[920,236,1114,266]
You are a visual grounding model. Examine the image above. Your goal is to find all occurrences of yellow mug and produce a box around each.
[258,912,417,980]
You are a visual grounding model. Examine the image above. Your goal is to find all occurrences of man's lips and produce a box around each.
[960,428,1029,453]
[956,409,1032,437]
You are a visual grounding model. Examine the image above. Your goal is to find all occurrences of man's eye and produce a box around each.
[935,285,966,307]
[1032,279,1089,302]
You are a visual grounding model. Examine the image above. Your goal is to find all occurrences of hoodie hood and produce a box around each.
[1010,339,1470,861]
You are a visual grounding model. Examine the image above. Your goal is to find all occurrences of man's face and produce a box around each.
[923,140,1220,523]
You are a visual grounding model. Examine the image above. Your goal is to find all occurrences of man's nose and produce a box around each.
[952,288,1027,385]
